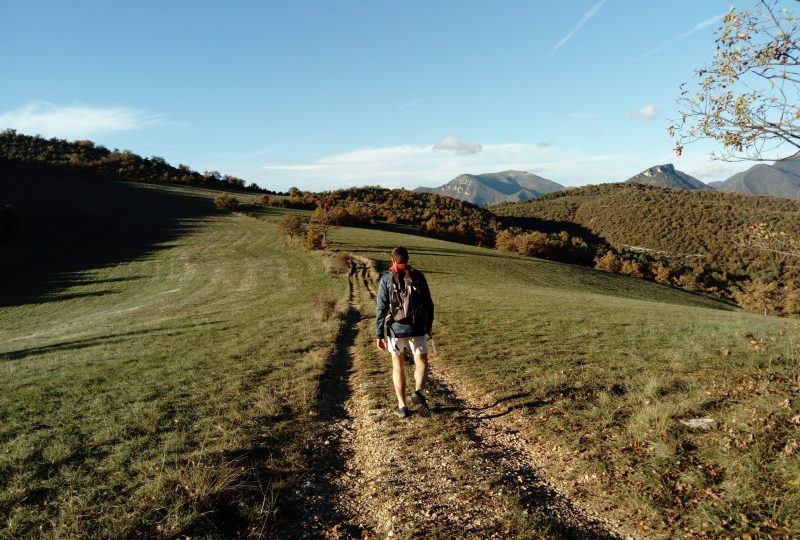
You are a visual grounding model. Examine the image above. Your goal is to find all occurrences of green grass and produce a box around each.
[3,167,799,537]
[0,179,347,537]
[332,225,800,538]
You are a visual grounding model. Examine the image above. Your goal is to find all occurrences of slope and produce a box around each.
[331,224,798,538]
[491,182,800,282]
[0,177,347,537]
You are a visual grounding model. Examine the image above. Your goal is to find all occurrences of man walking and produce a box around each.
[375,246,435,418]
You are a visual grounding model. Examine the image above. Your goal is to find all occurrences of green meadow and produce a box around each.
[1,173,798,538]
[0,178,345,537]
[333,225,799,537]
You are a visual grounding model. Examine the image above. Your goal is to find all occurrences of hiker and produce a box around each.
[375,246,435,418]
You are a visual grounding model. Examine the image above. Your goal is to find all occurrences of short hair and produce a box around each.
[391,246,409,263]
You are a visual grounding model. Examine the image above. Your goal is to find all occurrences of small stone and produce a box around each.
[679,418,715,430]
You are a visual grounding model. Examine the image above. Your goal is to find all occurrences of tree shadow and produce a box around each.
[0,161,218,307]
[1,321,225,361]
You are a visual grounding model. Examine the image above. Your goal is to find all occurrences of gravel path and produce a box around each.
[280,258,630,539]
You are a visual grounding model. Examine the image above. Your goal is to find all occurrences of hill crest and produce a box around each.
[716,159,800,199]
[624,163,706,190]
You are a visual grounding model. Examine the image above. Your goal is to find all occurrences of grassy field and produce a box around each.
[3,167,799,538]
[332,225,799,538]
[0,177,346,537]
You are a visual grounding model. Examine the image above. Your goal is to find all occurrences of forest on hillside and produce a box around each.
[493,183,800,315]
[0,130,279,195]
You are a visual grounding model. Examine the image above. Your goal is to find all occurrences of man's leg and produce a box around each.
[392,352,406,407]
[413,352,429,393]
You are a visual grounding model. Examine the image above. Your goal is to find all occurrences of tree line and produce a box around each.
[493,182,800,316]
[0,130,281,195]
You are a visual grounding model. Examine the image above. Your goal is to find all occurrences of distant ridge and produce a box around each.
[416,170,564,206]
[624,163,707,190]
[715,159,800,199]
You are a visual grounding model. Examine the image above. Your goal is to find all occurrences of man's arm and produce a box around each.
[375,274,389,339]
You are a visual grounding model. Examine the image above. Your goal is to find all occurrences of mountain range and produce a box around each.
[714,160,800,199]
[420,159,800,206]
[415,170,564,207]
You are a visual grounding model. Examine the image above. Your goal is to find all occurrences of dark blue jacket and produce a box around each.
[375,268,434,339]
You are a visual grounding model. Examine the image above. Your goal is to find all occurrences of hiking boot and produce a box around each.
[394,406,410,418]
[412,390,430,416]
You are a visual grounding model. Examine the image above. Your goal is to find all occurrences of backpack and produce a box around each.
[389,269,423,325]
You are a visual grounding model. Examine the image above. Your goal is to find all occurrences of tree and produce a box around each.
[670,1,800,161]
[737,222,800,258]
[214,193,240,210]
[277,213,307,240]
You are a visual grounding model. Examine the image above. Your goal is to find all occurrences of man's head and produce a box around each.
[391,246,409,264]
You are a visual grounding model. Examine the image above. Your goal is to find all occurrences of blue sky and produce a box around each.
[0,1,756,191]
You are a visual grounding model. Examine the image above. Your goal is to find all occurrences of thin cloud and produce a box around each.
[625,104,657,120]
[433,136,482,155]
[567,112,597,120]
[634,11,726,62]
[399,98,422,109]
[551,0,606,55]
[0,101,164,138]
[257,140,632,192]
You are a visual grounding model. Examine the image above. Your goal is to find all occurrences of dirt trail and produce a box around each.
[281,257,628,539]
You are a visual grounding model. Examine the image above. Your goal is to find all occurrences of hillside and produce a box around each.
[0,164,345,536]
[0,129,277,195]
[491,182,800,284]
[624,163,706,189]
[716,160,800,199]
[416,170,564,206]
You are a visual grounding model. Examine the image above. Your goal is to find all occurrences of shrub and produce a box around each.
[734,279,783,315]
[310,292,337,321]
[620,259,650,279]
[324,252,352,275]
[304,226,326,251]
[652,262,673,284]
[214,193,240,210]
[276,214,307,240]
[594,251,622,273]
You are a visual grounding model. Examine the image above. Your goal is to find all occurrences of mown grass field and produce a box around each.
[0,176,347,537]
[332,225,799,538]
[3,168,799,538]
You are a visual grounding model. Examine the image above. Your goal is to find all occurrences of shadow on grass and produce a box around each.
[1,321,224,361]
[0,161,218,307]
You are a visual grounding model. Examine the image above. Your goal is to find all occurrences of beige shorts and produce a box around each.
[387,334,429,355]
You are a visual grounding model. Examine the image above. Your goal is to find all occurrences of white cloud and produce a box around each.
[0,101,164,139]
[259,139,636,191]
[634,11,726,62]
[551,0,606,54]
[433,136,482,155]
[625,104,657,120]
